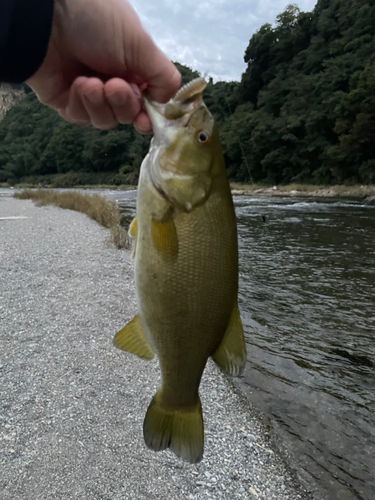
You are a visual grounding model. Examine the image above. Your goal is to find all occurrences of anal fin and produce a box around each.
[212,302,246,376]
[113,314,154,360]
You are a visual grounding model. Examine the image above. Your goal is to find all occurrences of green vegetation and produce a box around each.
[14,190,130,249]
[1,0,375,186]
[0,90,149,187]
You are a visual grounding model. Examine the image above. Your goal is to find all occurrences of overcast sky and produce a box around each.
[131,0,317,82]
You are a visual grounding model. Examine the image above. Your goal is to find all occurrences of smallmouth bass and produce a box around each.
[114,77,246,463]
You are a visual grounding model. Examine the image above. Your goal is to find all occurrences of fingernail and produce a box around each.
[86,90,102,105]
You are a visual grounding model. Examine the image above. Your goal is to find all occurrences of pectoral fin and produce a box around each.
[113,314,154,360]
[128,217,138,237]
[212,302,246,376]
[128,217,138,258]
[151,217,178,260]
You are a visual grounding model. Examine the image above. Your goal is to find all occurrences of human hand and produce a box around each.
[26,0,181,133]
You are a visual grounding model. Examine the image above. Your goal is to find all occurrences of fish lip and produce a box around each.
[143,95,164,118]
[143,96,173,141]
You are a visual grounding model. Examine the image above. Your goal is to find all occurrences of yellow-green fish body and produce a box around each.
[114,78,246,463]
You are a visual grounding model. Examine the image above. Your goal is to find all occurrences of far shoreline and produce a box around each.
[2,182,375,202]
[230,182,375,201]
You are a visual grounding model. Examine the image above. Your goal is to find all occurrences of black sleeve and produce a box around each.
[0,0,54,83]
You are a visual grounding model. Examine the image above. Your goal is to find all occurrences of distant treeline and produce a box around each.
[1,0,374,186]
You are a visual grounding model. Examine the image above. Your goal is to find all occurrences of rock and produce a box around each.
[0,84,25,121]
[364,195,375,205]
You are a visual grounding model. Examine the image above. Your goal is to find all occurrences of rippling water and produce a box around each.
[94,190,375,500]
[234,197,375,500]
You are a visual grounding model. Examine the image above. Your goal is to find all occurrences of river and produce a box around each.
[108,189,374,500]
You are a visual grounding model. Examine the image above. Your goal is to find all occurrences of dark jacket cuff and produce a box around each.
[0,0,55,83]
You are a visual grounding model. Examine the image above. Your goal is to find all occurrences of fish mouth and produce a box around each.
[144,77,207,138]
[143,77,209,204]
[143,98,168,137]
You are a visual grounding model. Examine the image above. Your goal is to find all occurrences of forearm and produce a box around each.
[0,0,54,83]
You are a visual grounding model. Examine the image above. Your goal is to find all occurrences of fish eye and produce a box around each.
[198,131,210,144]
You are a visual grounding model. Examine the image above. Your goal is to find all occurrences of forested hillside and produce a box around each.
[0,0,374,187]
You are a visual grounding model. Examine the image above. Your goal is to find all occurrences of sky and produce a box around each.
[131,0,317,82]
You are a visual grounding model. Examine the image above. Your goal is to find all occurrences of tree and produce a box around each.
[327,57,375,182]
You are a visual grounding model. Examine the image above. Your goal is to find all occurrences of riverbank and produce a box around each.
[2,181,375,201]
[13,189,129,249]
[1,196,313,500]
[230,182,375,200]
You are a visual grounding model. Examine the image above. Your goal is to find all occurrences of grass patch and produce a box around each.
[14,189,130,249]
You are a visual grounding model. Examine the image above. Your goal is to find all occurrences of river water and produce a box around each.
[234,196,375,500]
[108,189,374,500]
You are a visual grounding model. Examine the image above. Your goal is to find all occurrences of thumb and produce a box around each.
[134,34,181,103]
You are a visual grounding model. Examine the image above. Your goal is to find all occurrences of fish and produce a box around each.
[114,77,246,464]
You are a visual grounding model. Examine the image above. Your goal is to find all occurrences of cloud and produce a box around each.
[131,0,317,82]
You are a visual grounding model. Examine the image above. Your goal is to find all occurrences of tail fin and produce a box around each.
[143,390,204,464]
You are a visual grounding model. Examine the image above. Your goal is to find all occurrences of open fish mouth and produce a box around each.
[143,77,210,208]
[144,77,208,130]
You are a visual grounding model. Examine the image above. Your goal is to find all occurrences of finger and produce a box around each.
[104,79,141,124]
[133,111,153,135]
[65,77,91,125]
[81,77,118,130]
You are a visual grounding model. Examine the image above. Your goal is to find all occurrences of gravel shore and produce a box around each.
[1,196,312,500]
